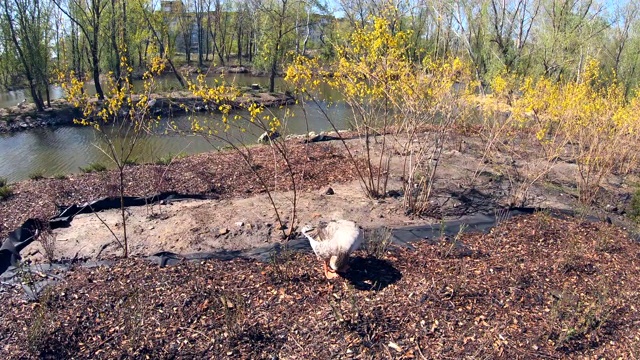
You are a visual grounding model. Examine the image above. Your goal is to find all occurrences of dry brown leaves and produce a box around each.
[1,213,639,359]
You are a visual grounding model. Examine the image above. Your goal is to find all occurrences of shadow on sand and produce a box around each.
[341,256,402,291]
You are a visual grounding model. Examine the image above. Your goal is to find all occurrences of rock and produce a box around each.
[258,131,281,144]
[386,189,403,198]
[235,221,244,227]
[323,186,335,195]
[218,228,229,235]
[19,122,29,128]
[304,133,340,143]
[228,66,248,73]
[250,83,261,91]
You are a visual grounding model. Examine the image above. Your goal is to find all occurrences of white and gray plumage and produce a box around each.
[301,219,363,279]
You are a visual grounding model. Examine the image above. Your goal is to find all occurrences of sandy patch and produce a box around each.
[23,180,419,261]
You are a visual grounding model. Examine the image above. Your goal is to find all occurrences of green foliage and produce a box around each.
[28,171,45,180]
[630,187,640,221]
[79,162,107,173]
[363,227,392,258]
[2,0,52,111]
[123,158,138,166]
[0,177,6,187]
[154,155,173,165]
[0,184,12,200]
[155,153,184,165]
[53,173,67,180]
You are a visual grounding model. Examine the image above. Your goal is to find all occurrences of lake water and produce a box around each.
[0,74,351,183]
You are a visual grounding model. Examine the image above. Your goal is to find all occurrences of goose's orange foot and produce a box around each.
[325,269,339,279]
[323,260,339,279]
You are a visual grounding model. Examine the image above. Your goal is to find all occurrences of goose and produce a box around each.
[301,219,363,279]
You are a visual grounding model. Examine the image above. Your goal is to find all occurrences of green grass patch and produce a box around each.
[0,185,12,200]
[0,177,6,187]
[79,162,107,173]
[28,171,45,181]
[123,158,138,166]
[53,173,67,180]
[630,187,640,221]
[155,152,187,165]
[155,154,174,165]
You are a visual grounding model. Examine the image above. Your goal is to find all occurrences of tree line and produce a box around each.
[1,0,639,112]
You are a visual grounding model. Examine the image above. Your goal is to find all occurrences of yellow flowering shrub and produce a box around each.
[285,15,474,211]
[56,54,164,257]
[483,59,640,203]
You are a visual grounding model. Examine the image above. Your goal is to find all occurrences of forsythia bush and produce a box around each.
[486,59,640,203]
[286,15,473,210]
[60,55,163,133]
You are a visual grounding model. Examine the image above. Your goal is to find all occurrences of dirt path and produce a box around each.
[24,181,412,260]
[12,131,640,262]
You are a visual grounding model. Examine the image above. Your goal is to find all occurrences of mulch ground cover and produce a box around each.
[0,141,357,240]
[1,213,639,359]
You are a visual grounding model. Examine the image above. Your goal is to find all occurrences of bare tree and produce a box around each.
[2,0,51,111]
[488,0,540,73]
[53,0,108,99]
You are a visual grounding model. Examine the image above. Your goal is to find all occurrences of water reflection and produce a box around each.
[0,102,350,183]
[0,73,350,182]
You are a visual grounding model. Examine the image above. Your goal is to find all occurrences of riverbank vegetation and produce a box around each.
[1,0,640,100]
[9,5,640,246]
[3,2,640,358]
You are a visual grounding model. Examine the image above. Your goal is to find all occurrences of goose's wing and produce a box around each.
[304,220,363,258]
[325,220,362,253]
[304,222,332,258]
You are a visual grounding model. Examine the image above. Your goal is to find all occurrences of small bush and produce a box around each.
[0,177,7,187]
[630,187,640,221]
[123,158,138,166]
[79,162,107,173]
[29,171,45,180]
[0,185,12,200]
[35,220,57,262]
[155,154,175,165]
[363,227,393,258]
[53,173,67,180]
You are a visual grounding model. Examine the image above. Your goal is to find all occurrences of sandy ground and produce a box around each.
[23,181,411,260]
[19,132,639,262]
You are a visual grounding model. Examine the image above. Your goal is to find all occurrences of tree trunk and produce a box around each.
[28,81,45,112]
[92,45,104,99]
[44,81,51,107]
[237,22,242,65]
[122,0,131,82]
[302,10,310,54]
[2,0,44,111]
[111,0,121,87]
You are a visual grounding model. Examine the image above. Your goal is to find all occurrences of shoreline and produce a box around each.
[0,90,295,135]
[1,128,637,260]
